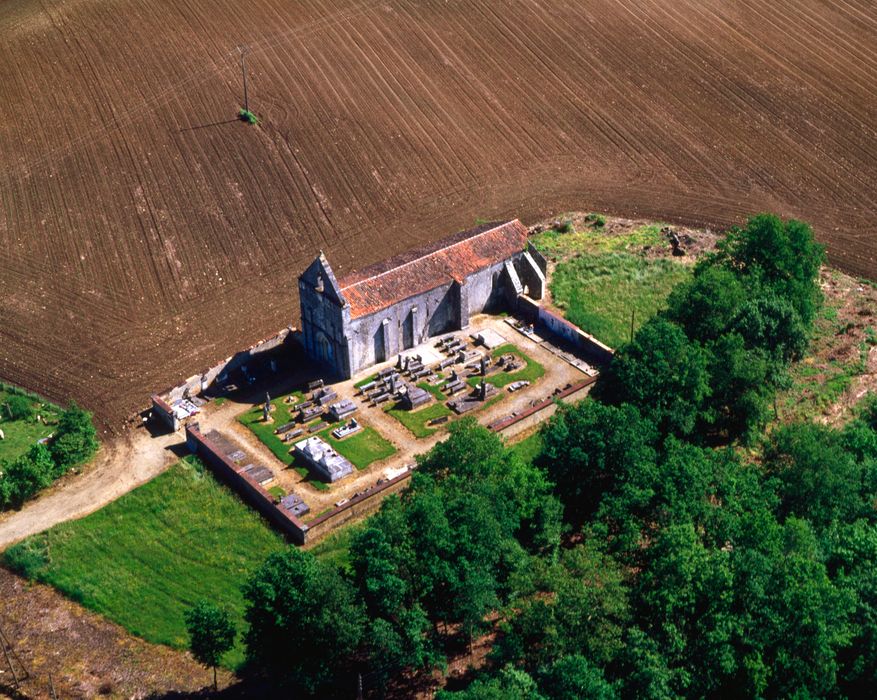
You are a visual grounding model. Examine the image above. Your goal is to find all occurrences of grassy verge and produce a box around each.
[509,431,543,466]
[308,522,366,574]
[291,462,331,491]
[239,391,395,473]
[387,347,544,438]
[3,457,284,669]
[549,252,691,348]
[354,373,379,389]
[0,385,61,462]
[778,298,876,422]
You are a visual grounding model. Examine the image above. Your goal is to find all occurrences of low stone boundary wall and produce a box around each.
[517,296,614,365]
[487,376,597,433]
[185,422,415,546]
[185,423,309,544]
[304,471,413,544]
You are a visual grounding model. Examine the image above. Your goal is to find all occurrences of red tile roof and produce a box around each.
[337,220,528,319]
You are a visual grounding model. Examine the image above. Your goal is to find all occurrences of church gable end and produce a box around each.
[299,253,346,307]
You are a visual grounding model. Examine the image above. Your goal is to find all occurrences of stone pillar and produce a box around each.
[457,280,470,330]
[411,306,419,345]
[381,319,391,362]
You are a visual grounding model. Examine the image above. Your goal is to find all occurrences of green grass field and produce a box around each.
[549,252,691,349]
[778,296,877,423]
[3,457,285,668]
[530,222,690,349]
[0,385,60,463]
[533,222,666,259]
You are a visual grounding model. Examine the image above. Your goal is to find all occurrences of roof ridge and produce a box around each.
[340,220,519,291]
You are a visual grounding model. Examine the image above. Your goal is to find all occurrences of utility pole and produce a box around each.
[238,45,250,113]
[630,308,636,343]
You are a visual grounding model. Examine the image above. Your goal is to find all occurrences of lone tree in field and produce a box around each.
[184,600,236,690]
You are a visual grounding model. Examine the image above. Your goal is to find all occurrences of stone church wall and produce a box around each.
[298,263,351,377]
[346,281,460,373]
[464,259,514,314]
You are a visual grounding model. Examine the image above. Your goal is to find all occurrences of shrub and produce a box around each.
[49,402,98,472]
[4,536,49,578]
[4,394,32,421]
[553,219,574,234]
[584,212,606,228]
[0,443,55,509]
[238,108,258,124]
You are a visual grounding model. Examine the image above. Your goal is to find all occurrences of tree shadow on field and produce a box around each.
[176,118,240,133]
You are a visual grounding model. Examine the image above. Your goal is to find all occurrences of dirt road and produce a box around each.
[0,427,183,549]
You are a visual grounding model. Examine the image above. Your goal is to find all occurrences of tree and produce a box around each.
[827,520,877,695]
[0,443,54,509]
[366,606,438,688]
[731,292,808,367]
[615,627,679,700]
[664,265,746,343]
[351,509,442,683]
[728,517,853,697]
[4,394,32,422]
[539,399,657,524]
[417,418,554,536]
[593,318,710,437]
[538,655,617,700]
[633,522,735,697]
[701,333,772,442]
[711,213,824,324]
[184,600,235,690]
[242,547,365,694]
[765,423,868,530]
[493,543,629,672]
[50,402,98,472]
[436,665,544,700]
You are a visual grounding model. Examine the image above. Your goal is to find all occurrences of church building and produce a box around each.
[298,219,546,378]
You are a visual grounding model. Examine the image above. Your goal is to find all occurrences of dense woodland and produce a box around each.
[197,215,877,697]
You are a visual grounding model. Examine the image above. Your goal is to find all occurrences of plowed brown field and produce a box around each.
[2,0,875,430]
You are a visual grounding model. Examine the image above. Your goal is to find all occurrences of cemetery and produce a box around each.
[148,219,612,544]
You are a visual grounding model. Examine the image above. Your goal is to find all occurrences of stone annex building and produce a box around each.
[298,219,547,377]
